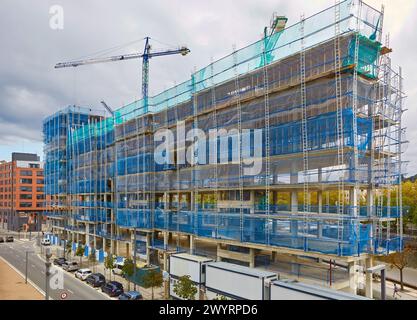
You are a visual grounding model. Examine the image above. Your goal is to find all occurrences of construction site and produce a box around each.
[43,0,406,298]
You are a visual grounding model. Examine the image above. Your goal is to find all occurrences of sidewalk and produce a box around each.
[0,257,43,300]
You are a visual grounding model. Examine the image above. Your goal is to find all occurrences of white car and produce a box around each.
[75,268,92,281]
[41,238,51,246]
[62,261,79,272]
[112,261,124,276]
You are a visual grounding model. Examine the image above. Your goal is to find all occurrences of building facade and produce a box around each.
[0,153,45,231]
[43,0,406,295]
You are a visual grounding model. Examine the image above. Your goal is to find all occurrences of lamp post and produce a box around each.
[45,248,52,300]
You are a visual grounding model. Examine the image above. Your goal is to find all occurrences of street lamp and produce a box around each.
[45,247,52,300]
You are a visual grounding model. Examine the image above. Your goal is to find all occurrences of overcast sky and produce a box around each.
[1,0,416,175]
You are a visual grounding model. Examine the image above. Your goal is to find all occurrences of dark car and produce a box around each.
[101,281,124,297]
[0,237,4,243]
[118,291,143,300]
[86,273,106,288]
[6,236,14,242]
[53,257,67,266]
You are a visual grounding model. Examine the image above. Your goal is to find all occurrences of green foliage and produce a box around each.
[66,240,72,255]
[122,258,135,277]
[142,269,163,300]
[104,254,114,270]
[75,244,85,265]
[75,244,84,257]
[173,275,198,300]
[213,294,228,300]
[104,254,115,281]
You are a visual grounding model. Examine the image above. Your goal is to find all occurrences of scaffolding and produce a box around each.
[44,0,406,259]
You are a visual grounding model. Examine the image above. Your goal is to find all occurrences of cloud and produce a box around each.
[0,0,416,177]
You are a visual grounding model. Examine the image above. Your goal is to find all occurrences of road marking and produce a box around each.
[68,289,74,294]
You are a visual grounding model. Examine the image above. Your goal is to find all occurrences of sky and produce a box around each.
[0,0,416,175]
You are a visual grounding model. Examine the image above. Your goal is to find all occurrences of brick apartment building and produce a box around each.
[0,153,45,231]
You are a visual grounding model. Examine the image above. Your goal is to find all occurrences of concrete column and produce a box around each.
[348,261,358,295]
[317,191,323,214]
[216,243,222,262]
[163,252,168,271]
[163,192,169,210]
[164,231,169,251]
[85,224,90,246]
[365,257,374,299]
[189,235,195,255]
[250,190,256,214]
[317,221,323,238]
[93,225,97,249]
[249,248,255,268]
[366,189,374,217]
[349,188,359,217]
[146,232,151,265]
[271,251,277,263]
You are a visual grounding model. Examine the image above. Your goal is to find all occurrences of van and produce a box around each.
[41,238,51,246]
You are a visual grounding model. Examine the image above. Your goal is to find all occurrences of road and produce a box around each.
[0,233,109,300]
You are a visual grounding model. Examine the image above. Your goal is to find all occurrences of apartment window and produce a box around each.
[29,163,40,168]
[36,202,44,208]
[20,202,32,208]
[20,186,32,192]
[20,170,32,177]
[36,171,44,176]
[36,179,44,184]
[20,178,32,184]
[36,187,44,192]
[36,194,45,200]
[20,194,32,200]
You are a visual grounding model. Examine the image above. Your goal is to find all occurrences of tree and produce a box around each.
[173,275,197,300]
[89,248,97,272]
[385,246,414,290]
[122,258,135,291]
[104,254,115,281]
[142,269,163,300]
[75,244,85,267]
[213,294,228,300]
[66,240,73,257]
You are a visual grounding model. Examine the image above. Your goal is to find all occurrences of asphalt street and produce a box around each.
[0,233,109,300]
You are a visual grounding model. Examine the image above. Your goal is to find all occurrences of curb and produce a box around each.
[0,256,52,300]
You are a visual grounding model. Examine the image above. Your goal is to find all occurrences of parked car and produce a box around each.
[86,273,106,288]
[75,268,92,281]
[53,257,67,266]
[101,281,124,297]
[0,237,4,243]
[6,236,14,242]
[62,261,79,272]
[112,261,125,276]
[118,291,143,300]
[41,238,50,246]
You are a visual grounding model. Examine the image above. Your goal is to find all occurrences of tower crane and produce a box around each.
[55,37,190,113]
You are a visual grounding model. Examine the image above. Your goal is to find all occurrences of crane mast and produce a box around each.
[55,37,190,113]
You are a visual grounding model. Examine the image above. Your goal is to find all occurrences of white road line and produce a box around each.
[68,289,74,294]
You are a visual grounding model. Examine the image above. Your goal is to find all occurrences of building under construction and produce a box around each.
[43,0,406,296]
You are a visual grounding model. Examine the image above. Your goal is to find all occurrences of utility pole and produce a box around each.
[45,248,52,300]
